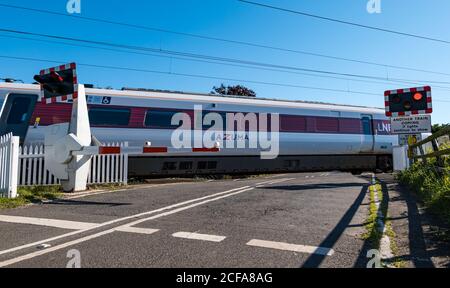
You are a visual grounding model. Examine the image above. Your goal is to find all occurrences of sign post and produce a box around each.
[390,115,432,134]
[34,63,92,192]
[384,86,433,170]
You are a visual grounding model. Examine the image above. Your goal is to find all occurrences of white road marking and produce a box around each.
[0,215,100,230]
[0,229,117,268]
[0,186,249,257]
[255,178,295,188]
[114,226,159,235]
[0,187,255,267]
[172,232,226,242]
[246,239,335,256]
[255,179,280,186]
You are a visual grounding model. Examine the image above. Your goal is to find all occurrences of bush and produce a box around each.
[398,162,450,224]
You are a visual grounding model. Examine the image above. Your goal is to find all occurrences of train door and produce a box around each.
[360,114,375,153]
[0,93,38,144]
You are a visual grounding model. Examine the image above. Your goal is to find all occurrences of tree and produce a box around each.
[212,84,256,97]
[432,123,450,134]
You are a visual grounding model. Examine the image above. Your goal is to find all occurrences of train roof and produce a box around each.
[0,82,386,114]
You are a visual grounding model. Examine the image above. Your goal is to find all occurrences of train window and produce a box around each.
[179,162,193,170]
[280,115,306,132]
[361,116,373,135]
[145,110,181,129]
[316,117,339,133]
[6,97,32,124]
[89,107,130,126]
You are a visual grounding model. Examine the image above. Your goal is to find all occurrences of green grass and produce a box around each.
[362,184,384,247]
[0,186,62,209]
[397,161,450,224]
[363,183,403,268]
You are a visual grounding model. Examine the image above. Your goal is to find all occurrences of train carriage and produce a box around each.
[0,82,396,176]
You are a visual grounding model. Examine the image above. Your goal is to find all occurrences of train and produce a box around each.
[0,82,397,177]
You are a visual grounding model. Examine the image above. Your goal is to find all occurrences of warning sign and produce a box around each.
[391,115,432,134]
[398,134,422,146]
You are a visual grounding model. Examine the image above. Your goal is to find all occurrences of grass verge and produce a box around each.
[362,182,403,268]
[0,186,62,209]
[397,162,450,225]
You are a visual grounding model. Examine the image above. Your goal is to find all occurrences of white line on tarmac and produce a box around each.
[0,186,249,257]
[172,232,226,242]
[0,215,100,230]
[255,179,280,186]
[0,187,255,267]
[114,226,159,235]
[255,178,295,188]
[246,239,335,256]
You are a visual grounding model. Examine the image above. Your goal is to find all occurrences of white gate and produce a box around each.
[0,133,19,198]
[18,142,128,187]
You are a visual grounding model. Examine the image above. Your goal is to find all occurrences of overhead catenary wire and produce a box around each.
[2,33,450,92]
[238,0,450,45]
[0,2,449,77]
[1,28,449,87]
[1,54,449,103]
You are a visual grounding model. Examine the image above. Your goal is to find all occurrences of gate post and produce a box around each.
[8,136,19,199]
[60,84,92,192]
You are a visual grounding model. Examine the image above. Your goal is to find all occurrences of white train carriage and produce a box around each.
[0,82,396,176]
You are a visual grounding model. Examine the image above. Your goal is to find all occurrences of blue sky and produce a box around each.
[0,0,449,124]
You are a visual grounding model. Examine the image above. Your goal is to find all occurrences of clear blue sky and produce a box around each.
[0,0,449,124]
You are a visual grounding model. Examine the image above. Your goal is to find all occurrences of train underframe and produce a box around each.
[128,154,393,178]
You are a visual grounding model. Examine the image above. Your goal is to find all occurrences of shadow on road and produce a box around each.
[261,183,364,192]
[300,184,368,268]
[379,177,436,268]
[45,199,130,207]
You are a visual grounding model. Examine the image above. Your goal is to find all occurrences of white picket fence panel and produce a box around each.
[87,142,128,185]
[18,145,59,186]
[0,133,19,198]
[18,142,129,187]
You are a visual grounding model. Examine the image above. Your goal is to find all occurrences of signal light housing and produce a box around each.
[33,63,78,103]
[384,86,432,117]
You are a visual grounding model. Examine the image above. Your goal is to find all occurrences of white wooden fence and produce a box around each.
[16,142,129,187]
[0,133,19,198]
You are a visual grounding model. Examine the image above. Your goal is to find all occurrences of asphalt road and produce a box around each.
[0,172,374,268]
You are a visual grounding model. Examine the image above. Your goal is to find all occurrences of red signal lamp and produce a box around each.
[413,92,423,101]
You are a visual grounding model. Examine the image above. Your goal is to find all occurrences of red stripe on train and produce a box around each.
[193,148,220,153]
[143,147,168,153]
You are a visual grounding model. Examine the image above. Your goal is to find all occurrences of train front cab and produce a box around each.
[0,92,38,144]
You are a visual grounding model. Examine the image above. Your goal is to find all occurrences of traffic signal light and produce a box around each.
[384,86,432,117]
[33,63,78,102]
